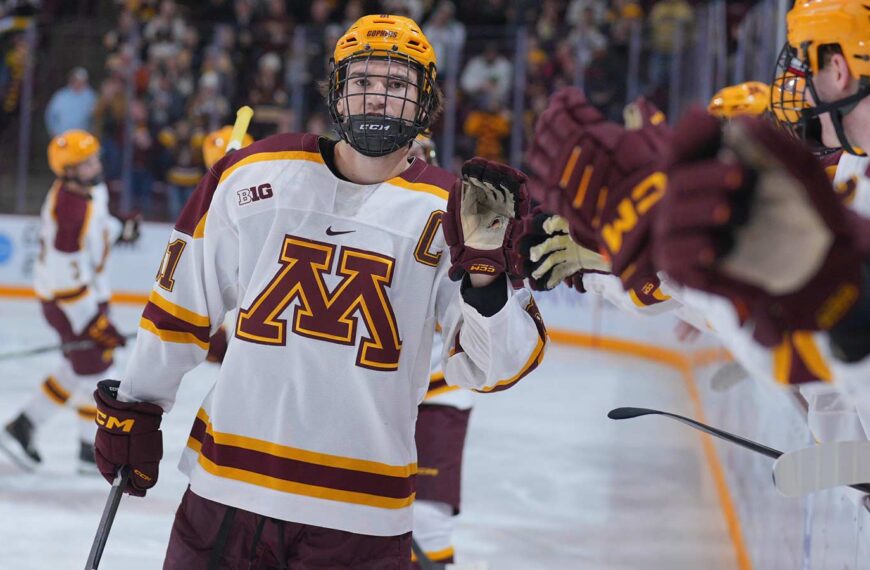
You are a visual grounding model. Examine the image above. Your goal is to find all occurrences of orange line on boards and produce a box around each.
[0,286,148,305]
[547,329,751,570]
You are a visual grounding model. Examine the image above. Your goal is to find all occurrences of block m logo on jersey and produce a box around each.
[236,235,402,371]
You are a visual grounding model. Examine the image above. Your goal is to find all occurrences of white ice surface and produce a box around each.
[0,298,736,569]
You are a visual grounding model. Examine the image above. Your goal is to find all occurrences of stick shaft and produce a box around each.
[85,467,130,570]
[655,410,783,459]
[0,332,136,362]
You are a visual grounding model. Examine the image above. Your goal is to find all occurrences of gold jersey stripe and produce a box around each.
[148,290,210,328]
[139,316,210,350]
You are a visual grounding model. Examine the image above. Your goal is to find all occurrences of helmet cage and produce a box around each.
[327,49,438,158]
[770,43,841,157]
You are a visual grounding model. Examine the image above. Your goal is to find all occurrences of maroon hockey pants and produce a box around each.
[164,487,412,569]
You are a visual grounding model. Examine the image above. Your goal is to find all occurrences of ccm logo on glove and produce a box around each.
[95,411,135,433]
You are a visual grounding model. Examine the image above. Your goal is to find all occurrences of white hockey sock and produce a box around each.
[19,364,76,426]
[413,500,456,561]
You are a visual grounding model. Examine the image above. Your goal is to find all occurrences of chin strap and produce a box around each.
[803,80,870,156]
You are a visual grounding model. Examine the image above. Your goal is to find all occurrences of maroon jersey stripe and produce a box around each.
[398,160,457,192]
[53,187,91,253]
[141,301,211,345]
[191,430,416,501]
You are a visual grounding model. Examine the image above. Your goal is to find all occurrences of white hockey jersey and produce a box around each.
[33,181,118,333]
[833,152,870,216]
[422,328,474,410]
[122,133,547,536]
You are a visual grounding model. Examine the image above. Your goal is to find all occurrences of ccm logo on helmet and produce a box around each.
[237,183,274,206]
[468,264,496,273]
[96,410,135,433]
[357,124,392,131]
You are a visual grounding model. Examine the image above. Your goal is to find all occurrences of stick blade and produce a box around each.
[607,407,657,420]
[773,441,870,497]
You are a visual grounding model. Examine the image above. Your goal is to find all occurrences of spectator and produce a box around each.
[460,42,512,108]
[423,1,466,77]
[92,76,127,183]
[257,0,293,54]
[247,52,288,108]
[143,0,186,47]
[647,0,693,90]
[187,71,230,131]
[566,0,608,29]
[568,6,607,74]
[535,0,563,48]
[129,98,159,216]
[147,68,185,129]
[584,32,626,121]
[463,99,511,161]
[158,118,204,219]
[103,9,138,56]
[44,67,98,137]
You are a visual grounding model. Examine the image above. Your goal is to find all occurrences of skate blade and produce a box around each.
[0,431,38,472]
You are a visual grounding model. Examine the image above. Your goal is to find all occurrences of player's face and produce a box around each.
[74,154,103,186]
[811,55,868,150]
[339,58,419,122]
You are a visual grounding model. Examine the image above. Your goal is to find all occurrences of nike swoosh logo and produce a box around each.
[326,226,356,236]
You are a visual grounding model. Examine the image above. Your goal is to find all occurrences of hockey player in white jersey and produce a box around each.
[92,14,546,569]
[0,130,132,473]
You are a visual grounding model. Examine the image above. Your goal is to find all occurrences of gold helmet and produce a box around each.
[784,0,869,155]
[203,126,254,169]
[327,14,440,157]
[47,130,100,177]
[707,82,771,119]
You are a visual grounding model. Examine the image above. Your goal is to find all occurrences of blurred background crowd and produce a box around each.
[1,0,776,220]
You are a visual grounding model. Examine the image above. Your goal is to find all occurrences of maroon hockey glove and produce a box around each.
[206,326,228,363]
[94,380,163,496]
[442,157,530,281]
[526,88,669,291]
[85,314,127,349]
[654,108,866,346]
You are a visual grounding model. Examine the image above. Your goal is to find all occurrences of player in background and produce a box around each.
[408,135,475,568]
[197,125,255,364]
[0,130,134,473]
[707,81,771,119]
[521,79,844,390]
[92,14,546,569]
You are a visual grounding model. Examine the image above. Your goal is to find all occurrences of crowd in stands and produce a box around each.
[6,0,763,220]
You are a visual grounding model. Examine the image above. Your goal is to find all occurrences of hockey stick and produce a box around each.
[773,441,870,497]
[608,407,870,495]
[0,332,137,362]
[85,466,130,570]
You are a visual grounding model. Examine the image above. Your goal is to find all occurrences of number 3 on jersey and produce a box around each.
[236,235,402,371]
